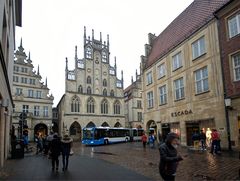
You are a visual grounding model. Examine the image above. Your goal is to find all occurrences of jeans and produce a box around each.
[62,154,70,170]
[52,156,59,170]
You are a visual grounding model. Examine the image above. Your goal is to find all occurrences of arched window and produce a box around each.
[71,96,80,112]
[103,89,107,96]
[113,100,121,114]
[87,86,92,94]
[78,85,83,93]
[101,122,109,127]
[114,122,122,128]
[102,51,107,62]
[86,46,92,59]
[86,121,96,128]
[110,90,114,97]
[87,97,95,113]
[87,76,91,84]
[101,99,108,114]
[103,79,107,87]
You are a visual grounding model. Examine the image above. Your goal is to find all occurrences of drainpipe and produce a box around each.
[214,13,232,151]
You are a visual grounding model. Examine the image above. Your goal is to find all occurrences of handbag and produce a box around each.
[69,148,74,156]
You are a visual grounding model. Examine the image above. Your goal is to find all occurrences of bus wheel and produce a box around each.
[104,140,109,145]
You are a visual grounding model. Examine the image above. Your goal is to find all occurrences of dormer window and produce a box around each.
[86,46,92,59]
[77,60,84,69]
[102,51,107,63]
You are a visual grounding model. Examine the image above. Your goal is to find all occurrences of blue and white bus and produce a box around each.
[82,127,131,145]
[130,128,144,141]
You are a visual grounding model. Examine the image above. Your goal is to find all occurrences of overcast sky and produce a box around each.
[16,0,193,106]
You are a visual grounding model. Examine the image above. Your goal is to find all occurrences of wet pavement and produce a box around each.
[0,141,240,181]
[74,142,240,181]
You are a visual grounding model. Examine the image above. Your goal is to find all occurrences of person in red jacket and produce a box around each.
[141,132,147,148]
[210,129,220,154]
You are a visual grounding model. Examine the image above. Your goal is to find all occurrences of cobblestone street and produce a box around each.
[75,142,240,181]
[0,141,239,180]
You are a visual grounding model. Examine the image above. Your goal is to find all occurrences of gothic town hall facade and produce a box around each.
[57,27,125,140]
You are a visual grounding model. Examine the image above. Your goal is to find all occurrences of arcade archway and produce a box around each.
[34,123,48,137]
[114,122,122,128]
[69,121,81,141]
[86,121,96,128]
[101,122,109,127]
[146,120,157,135]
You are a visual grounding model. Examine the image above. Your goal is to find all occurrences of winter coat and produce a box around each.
[49,137,61,157]
[61,136,73,156]
[142,134,147,142]
[159,142,182,176]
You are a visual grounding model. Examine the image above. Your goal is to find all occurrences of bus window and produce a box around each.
[83,129,92,140]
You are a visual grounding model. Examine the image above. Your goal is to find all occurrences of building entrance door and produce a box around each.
[162,123,170,142]
[186,122,199,146]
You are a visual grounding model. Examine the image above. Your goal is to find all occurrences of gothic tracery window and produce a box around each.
[87,76,92,84]
[102,51,107,62]
[101,99,108,114]
[87,86,92,94]
[87,97,95,113]
[113,100,121,114]
[110,90,114,97]
[78,85,83,93]
[103,89,107,96]
[71,96,80,112]
[103,79,107,87]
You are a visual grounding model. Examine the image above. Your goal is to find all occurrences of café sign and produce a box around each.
[171,109,193,117]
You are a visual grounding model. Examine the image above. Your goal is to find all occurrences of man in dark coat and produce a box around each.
[159,132,183,181]
[49,134,61,172]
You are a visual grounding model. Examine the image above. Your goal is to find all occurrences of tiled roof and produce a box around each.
[145,0,230,69]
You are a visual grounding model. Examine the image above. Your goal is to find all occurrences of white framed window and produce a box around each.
[67,71,75,80]
[147,91,154,108]
[116,80,122,88]
[34,106,40,116]
[86,46,92,59]
[158,63,166,79]
[232,53,240,81]
[14,66,19,72]
[192,36,206,59]
[146,71,153,85]
[228,13,240,38]
[159,85,167,105]
[174,77,184,100]
[102,51,107,62]
[22,105,29,113]
[172,52,182,71]
[137,112,142,122]
[13,76,19,82]
[77,60,84,69]
[43,106,48,117]
[36,91,42,99]
[195,67,209,94]
[28,90,34,98]
[137,100,142,109]
[16,88,23,95]
[29,79,35,85]
[21,77,27,84]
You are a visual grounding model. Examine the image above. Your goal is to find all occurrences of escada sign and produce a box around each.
[171,109,193,117]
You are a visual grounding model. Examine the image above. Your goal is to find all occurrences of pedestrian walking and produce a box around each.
[210,129,220,154]
[149,133,155,148]
[23,134,29,152]
[61,134,73,171]
[199,130,207,150]
[141,132,147,148]
[192,131,200,150]
[49,134,61,172]
[159,132,183,181]
[36,134,43,154]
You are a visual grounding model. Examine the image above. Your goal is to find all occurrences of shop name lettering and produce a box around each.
[171,109,193,117]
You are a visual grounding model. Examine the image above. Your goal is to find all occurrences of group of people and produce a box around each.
[192,129,221,154]
[141,132,157,148]
[35,132,73,172]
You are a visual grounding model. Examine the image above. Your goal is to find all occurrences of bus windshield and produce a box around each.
[83,129,93,140]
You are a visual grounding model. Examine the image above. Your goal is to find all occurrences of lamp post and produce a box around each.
[224,98,232,151]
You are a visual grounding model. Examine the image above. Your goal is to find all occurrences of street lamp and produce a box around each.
[224,98,232,151]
